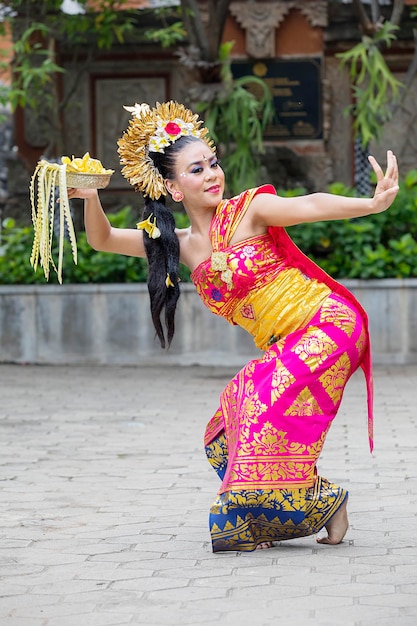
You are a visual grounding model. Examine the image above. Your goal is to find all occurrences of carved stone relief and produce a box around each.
[297,1,327,28]
[230,1,328,58]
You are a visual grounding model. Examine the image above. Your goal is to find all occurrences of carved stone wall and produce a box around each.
[5,1,417,219]
[230,0,327,58]
[94,76,168,189]
[62,56,184,195]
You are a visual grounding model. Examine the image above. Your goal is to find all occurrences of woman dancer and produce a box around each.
[68,101,399,552]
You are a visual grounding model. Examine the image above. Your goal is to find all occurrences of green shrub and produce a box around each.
[285,170,417,278]
[0,206,191,284]
[1,172,417,284]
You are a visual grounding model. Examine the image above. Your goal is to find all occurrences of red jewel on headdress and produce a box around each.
[165,122,182,136]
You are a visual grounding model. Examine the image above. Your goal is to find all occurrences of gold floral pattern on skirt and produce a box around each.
[206,431,347,552]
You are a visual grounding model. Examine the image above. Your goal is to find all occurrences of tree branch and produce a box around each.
[370,0,381,24]
[207,0,231,59]
[352,0,376,35]
[390,0,405,27]
[180,0,209,60]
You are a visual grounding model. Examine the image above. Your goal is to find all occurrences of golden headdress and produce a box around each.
[117,100,214,200]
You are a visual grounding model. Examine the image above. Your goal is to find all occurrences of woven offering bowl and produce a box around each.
[65,171,113,189]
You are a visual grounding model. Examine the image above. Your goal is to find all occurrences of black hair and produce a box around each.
[142,135,203,348]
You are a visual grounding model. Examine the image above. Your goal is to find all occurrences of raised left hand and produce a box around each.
[369,150,399,214]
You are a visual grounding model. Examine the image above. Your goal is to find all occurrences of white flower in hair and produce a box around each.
[118,100,215,199]
[123,103,151,118]
[148,117,202,154]
[149,134,171,153]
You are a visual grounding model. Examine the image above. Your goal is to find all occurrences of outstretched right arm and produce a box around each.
[67,187,146,258]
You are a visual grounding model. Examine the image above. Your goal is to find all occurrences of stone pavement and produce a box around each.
[0,362,417,626]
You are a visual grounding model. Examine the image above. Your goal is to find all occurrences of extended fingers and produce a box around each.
[386,150,399,183]
[368,155,384,180]
[369,150,398,183]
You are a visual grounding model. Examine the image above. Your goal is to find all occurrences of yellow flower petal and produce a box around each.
[136,214,161,239]
[61,152,113,174]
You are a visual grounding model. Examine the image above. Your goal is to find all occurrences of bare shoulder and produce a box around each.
[245,191,299,229]
[175,226,212,272]
[175,226,192,266]
[246,191,283,221]
[249,191,282,211]
[175,226,190,243]
[230,192,282,242]
[175,226,191,255]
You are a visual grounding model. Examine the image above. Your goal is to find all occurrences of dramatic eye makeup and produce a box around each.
[182,156,219,176]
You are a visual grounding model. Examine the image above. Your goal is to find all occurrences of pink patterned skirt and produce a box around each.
[205,293,367,552]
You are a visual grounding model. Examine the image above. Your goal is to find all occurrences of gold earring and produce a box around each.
[172,191,184,202]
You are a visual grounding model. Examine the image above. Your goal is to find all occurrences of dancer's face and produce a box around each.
[166,140,225,209]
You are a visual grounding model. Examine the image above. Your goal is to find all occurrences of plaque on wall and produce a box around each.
[232,58,323,140]
[92,75,168,189]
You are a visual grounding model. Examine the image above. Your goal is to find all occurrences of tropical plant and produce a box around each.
[144,6,186,49]
[337,21,403,148]
[0,1,135,155]
[145,2,274,195]
[2,172,417,284]
[0,205,191,284]
[286,170,417,279]
[195,42,274,195]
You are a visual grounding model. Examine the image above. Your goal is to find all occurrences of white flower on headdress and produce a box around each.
[123,103,151,118]
[148,117,201,153]
[118,100,215,200]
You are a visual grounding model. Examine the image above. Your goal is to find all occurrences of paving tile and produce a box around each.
[13,601,96,620]
[145,585,228,602]
[359,619,416,626]
[45,614,134,626]
[1,363,417,625]
[0,615,45,626]
[111,575,190,592]
[359,593,417,607]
